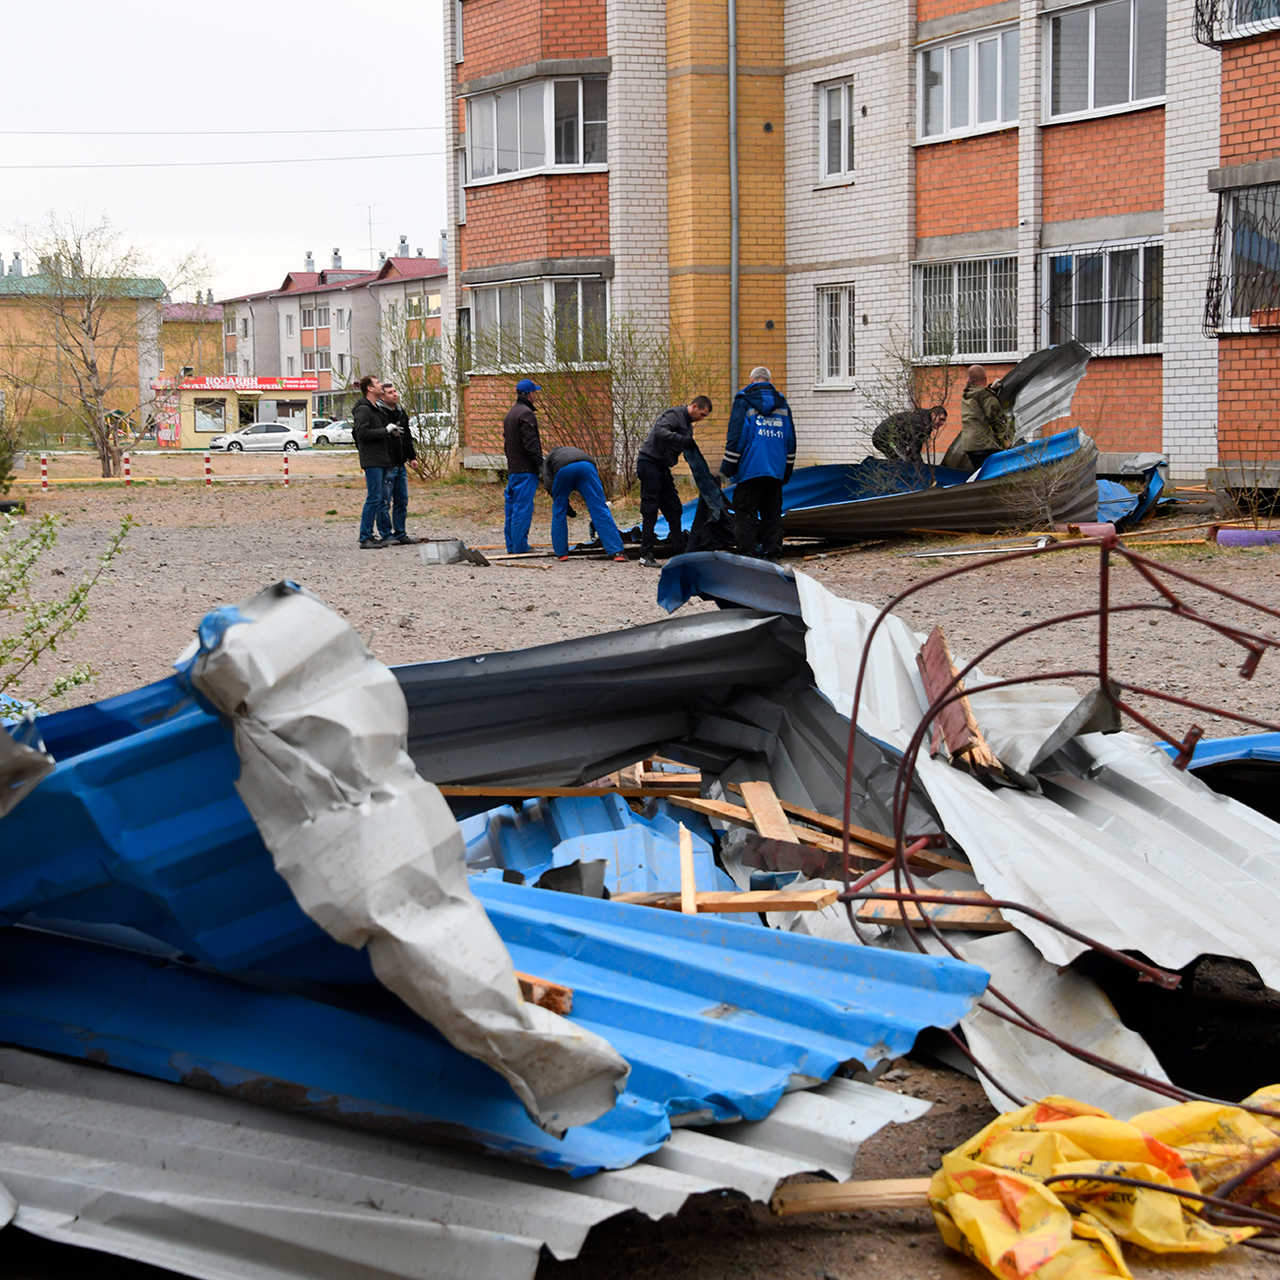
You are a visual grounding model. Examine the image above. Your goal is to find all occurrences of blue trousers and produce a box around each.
[551,460,623,557]
[381,465,408,538]
[504,471,539,553]
[359,467,394,542]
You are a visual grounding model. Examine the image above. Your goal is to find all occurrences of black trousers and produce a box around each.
[637,457,687,556]
[732,475,785,560]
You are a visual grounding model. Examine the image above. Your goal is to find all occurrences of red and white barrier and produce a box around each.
[40,453,48,492]
[283,452,290,487]
[123,453,132,487]
[205,453,212,487]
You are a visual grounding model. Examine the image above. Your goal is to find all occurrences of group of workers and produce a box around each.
[501,367,797,563]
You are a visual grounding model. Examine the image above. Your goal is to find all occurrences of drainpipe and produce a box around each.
[728,0,739,391]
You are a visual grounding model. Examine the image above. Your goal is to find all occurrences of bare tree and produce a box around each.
[0,216,206,477]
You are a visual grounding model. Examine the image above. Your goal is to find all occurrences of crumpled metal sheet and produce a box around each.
[996,340,1092,443]
[186,581,630,1136]
[0,720,53,819]
[0,1046,930,1280]
[793,571,1280,990]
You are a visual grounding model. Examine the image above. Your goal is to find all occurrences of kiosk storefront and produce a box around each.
[151,376,320,448]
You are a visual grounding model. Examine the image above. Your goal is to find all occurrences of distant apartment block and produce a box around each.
[446,0,1280,479]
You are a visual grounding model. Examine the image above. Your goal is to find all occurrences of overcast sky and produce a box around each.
[0,0,448,301]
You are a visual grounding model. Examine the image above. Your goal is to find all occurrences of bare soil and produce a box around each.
[3,477,1279,1280]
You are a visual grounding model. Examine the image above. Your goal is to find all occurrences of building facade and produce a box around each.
[447,0,1280,480]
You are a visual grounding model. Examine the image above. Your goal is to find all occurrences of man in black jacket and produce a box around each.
[503,379,543,553]
[377,382,417,545]
[353,374,394,548]
[636,395,712,568]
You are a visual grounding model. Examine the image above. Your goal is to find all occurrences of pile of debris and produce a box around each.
[1,544,1279,1280]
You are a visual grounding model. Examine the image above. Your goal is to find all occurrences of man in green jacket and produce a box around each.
[946,365,1013,471]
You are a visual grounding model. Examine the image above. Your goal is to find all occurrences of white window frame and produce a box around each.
[316,349,332,371]
[465,76,608,187]
[918,25,1020,141]
[285,314,294,337]
[1044,0,1166,124]
[455,0,464,61]
[287,356,296,376]
[818,81,856,182]
[224,315,236,336]
[302,350,317,372]
[1040,239,1164,353]
[300,307,315,329]
[1218,0,1280,38]
[406,295,424,319]
[815,285,857,386]
[911,257,1020,361]
[316,305,331,327]
[239,318,249,339]
[224,354,237,374]
[337,353,348,376]
[427,292,442,316]
[456,150,468,223]
[241,358,250,375]
[336,310,346,332]
[1217,186,1280,333]
[466,276,609,371]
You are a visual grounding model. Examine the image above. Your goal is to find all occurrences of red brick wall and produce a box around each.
[461,173,609,269]
[1218,335,1280,458]
[1042,108,1164,223]
[917,0,993,22]
[461,0,606,82]
[547,172,610,256]
[927,363,1016,457]
[1221,30,1280,166]
[915,132,1018,239]
[462,375,518,456]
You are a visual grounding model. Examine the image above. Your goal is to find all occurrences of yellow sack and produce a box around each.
[931,1092,1271,1280]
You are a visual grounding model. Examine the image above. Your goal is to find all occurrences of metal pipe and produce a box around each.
[727,0,739,391]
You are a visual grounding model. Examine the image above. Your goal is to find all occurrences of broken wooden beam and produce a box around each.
[772,1177,932,1217]
[514,971,574,1016]
[437,784,700,798]
[853,892,1010,932]
[611,887,839,913]
[736,779,800,843]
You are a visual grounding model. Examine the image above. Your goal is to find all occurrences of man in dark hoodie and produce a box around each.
[502,378,543,554]
[353,374,394,549]
[636,395,713,568]
[720,366,795,562]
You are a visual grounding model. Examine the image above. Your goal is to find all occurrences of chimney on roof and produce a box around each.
[378,250,387,264]
[438,231,448,268]
[397,234,409,257]
[304,250,316,272]
[416,247,423,257]
[332,248,342,269]
[8,253,21,277]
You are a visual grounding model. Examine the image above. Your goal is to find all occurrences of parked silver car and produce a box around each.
[313,420,354,446]
[209,423,309,452]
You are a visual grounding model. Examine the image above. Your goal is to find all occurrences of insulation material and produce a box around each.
[186,581,629,1136]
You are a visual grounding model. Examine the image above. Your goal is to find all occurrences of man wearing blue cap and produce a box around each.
[503,378,543,554]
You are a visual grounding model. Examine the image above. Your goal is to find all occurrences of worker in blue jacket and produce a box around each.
[719,366,796,562]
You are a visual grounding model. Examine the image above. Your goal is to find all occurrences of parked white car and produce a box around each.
[209,423,309,452]
[408,413,456,449]
[313,419,354,446]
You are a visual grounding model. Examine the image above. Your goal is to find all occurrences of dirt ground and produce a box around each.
[3,475,1279,1279]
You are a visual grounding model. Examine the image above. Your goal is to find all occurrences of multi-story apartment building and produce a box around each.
[446,0,1278,480]
[220,247,446,419]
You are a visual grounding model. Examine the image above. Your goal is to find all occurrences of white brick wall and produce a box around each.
[1162,0,1220,479]
[784,7,915,465]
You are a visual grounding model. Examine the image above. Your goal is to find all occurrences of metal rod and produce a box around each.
[727,0,739,391]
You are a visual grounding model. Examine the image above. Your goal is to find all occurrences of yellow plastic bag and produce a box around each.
[930,1093,1271,1280]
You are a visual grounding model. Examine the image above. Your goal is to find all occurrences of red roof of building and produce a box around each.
[372,257,446,282]
[161,302,224,322]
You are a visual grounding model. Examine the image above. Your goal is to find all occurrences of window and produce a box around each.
[1042,242,1163,352]
[406,296,424,319]
[455,0,463,61]
[1211,185,1280,331]
[336,310,346,332]
[316,305,330,327]
[302,351,317,371]
[470,277,607,367]
[912,257,1018,357]
[285,314,294,337]
[1048,0,1165,119]
[316,350,332,370]
[816,285,856,384]
[457,151,468,222]
[427,292,442,316]
[466,77,606,182]
[301,308,315,329]
[820,82,855,179]
[241,359,250,375]
[287,356,296,376]
[194,398,225,433]
[240,318,249,339]
[920,27,1019,138]
[224,354,237,374]
[408,339,425,365]
[337,353,348,376]
[457,307,472,371]
[158,347,165,372]
[224,315,236,336]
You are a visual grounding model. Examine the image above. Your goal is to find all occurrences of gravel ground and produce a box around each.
[3,476,1279,1280]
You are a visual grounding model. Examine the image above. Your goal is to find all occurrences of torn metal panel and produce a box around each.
[0,1047,929,1280]
[995,340,1092,443]
[0,720,53,820]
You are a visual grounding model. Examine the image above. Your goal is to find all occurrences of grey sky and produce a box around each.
[0,0,447,301]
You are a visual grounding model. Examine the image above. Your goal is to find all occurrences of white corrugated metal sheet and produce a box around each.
[0,1049,928,1280]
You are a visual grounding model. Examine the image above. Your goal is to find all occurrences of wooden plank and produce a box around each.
[772,1177,932,1217]
[726,784,893,853]
[737,780,799,843]
[514,971,573,1016]
[915,626,1002,772]
[854,893,1011,932]
[678,825,697,915]
[611,888,839,913]
[438,785,700,798]
[638,770,702,786]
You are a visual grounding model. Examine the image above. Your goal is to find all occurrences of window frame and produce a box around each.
[285,314,294,338]
[302,350,317,372]
[818,81,856,183]
[316,349,332,371]
[1219,0,1280,39]
[1214,185,1280,333]
[815,285,857,387]
[286,356,296,376]
[406,295,424,320]
[466,276,609,371]
[917,24,1020,142]
[1039,238,1164,353]
[464,76,608,187]
[911,256,1021,361]
[1044,0,1167,124]
[316,305,331,328]
[239,318,249,339]
[300,307,316,330]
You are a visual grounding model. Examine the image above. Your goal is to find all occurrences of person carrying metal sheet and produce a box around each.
[540,446,627,563]
[720,367,795,563]
[944,365,1013,471]
[503,378,543,554]
[636,395,713,568]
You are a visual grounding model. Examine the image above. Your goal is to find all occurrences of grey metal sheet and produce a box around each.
[0,1048,928,1280]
